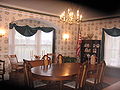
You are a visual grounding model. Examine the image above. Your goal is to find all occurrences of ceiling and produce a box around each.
[68,0,120,13]
[0,0,120,20]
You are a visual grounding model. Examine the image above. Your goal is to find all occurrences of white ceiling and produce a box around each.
[0,0,120,20]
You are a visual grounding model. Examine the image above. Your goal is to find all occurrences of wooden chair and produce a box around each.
[64,62,88,89]
[86,60,106,90]
[34,55,41,60]
[97,60,106,84]
[0,60,5,81]
[7,54,23,71]
[23,59,46,88]
[48,57,52,64]
[47,53,56,63]
[57,54,63,64]
[42,55,51,65]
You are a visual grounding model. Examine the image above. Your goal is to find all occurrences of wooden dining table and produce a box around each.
[31,63,81,89]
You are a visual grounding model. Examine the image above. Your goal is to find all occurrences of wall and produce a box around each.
[0,6,120,73]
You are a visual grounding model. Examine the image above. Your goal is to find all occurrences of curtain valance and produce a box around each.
[100,27,120,61]
[9,23,55,37]
[103,27,120,37]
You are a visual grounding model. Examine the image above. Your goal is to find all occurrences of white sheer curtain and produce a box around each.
[15,31,36,61]
[9,29,53,62]
[104,32,120,67]
[40,31,53,54]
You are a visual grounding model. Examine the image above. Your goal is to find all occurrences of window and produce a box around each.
[40,31,53,55]
[104,32,120,67]
[9,29,53,62]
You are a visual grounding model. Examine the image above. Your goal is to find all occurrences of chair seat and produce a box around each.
[0,71,4,74]
[14,66,23,71]
[33,80,47,88]
[7,55,24,72]
[86,78,95,84]
[18,62,23,66]
[17,66,23,69]
[64,81,76,88]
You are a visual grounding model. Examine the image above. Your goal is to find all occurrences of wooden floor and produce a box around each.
[103,81,120,90]
[0,71,75,90]
[1,67,120,90]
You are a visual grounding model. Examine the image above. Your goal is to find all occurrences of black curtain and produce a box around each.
[9,23,55,37]
[100,27,120,60]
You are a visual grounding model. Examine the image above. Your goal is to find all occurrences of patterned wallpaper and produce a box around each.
[0,6,120,72]
[81,18,120,40]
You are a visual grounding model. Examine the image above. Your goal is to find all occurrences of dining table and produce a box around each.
[31,63,82,89]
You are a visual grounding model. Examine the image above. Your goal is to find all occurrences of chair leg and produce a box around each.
[2,75,4,80]
[93,85,96,90]
[1,75,4,81]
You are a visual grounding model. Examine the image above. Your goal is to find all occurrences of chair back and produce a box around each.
[7,54,19,70]
[86,60,106,84]
[0,60,5,80]
[7,54,18,64]
[23,59,32,87]
[57,54,63,64]
[27,60,44,67]
[23,59,44,87]
[34,55,40,60]
[47,53,56,63]
[76,62,88,88]
[42,55,50,66]
[97,60,106,83]
[48,57,52,64]
[87,64,99,84]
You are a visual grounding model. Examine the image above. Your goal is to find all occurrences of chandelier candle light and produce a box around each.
[60,9,82,24]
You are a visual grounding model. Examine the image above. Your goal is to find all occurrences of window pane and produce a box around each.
[15,31,36,61]
[40,31,53,55]
[15,45,35,62]
[41,31,53,44]
[15,31,35,45]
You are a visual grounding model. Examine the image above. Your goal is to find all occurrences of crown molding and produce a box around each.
[0,4,59,18]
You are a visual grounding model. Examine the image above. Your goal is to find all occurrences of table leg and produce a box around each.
[60,81,63,90]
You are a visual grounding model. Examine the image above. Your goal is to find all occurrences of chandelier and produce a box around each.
[60,8,82,24]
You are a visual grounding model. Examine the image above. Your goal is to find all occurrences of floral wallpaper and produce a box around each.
[81,18,120,40]
[0,6,120,74]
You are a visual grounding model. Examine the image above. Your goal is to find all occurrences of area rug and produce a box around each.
[64,81,110,90]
